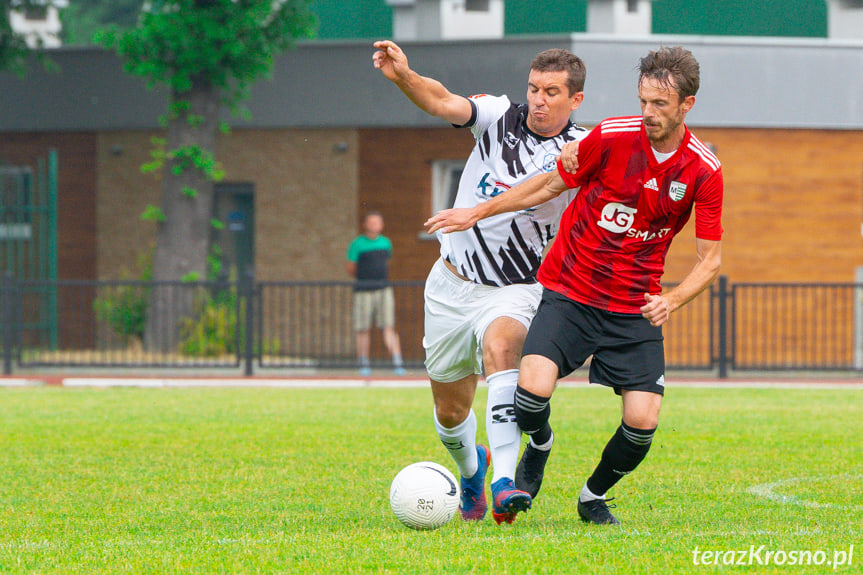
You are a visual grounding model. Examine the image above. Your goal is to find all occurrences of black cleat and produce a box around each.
[515,443,551,499]
[577,498,621,526]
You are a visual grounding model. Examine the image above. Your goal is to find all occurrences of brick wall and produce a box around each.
[96,125,863,286]
[96,127,359,282]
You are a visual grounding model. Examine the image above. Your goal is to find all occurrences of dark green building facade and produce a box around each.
[313,0,827,40]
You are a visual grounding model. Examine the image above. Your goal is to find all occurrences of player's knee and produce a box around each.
[481,336,521,372]
[513,385,550,434]
[434,402,472,429]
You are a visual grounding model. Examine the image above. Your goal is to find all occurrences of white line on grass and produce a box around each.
[9,376,863,388]
[746,474,863,510]
[60,377,372,388]
[0,378,44,387]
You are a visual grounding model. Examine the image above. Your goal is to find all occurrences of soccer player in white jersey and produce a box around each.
[372,40,588,524]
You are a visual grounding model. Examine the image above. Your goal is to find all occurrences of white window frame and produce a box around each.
[431,159,466,215]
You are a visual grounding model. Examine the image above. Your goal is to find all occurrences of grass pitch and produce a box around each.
[0,383,860,574]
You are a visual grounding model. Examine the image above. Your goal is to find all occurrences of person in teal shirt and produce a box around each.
[346,211,405,376]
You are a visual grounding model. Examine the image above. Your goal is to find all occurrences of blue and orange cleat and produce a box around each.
[459,445,490,521]
[491,477,532,524]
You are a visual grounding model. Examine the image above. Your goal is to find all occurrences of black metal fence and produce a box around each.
[2,275,863,377]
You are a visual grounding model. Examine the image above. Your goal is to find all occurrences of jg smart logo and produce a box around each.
[597,202,637,233]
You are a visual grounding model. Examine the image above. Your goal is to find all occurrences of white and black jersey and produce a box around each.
[439,94,589,286]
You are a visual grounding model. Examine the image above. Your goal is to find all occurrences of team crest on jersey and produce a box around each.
[504,131,520,149]
[669,181,687,201]
[542,153,557,172]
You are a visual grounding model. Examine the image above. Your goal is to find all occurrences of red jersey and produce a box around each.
[538,116,723,313]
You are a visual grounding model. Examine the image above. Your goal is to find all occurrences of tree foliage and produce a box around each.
[97,0,317,111]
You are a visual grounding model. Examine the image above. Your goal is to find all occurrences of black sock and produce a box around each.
[514,385,552,446]
[586,421,655,496]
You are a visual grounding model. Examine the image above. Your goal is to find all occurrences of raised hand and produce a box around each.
[372,40,410,83]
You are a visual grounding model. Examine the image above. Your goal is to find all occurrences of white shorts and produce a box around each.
[423,258,542,383]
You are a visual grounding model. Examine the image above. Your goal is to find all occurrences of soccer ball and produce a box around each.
[389,462,460,530]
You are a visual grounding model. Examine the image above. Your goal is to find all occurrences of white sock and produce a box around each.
[434,408,478,479]
[530,431,554,452]
[485,369,520,484]
[580,483,605,503]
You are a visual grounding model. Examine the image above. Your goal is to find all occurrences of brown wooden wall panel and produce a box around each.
[0,132,97,280]
[0,132,98,349]
[663,128,863,285]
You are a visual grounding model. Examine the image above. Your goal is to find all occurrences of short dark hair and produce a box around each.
[530,48,586,96]
[638,46,700,100]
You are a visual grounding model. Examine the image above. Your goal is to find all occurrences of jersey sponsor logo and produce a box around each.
[542,153,558,173]
[476,172,511,199]
[669,180,687,201]
[626,227,672,242]
[644,177,659,191]
[597,202,637,234]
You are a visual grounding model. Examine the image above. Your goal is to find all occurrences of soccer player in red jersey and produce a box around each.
[425,46,723,525]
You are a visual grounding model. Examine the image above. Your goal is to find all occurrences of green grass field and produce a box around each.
[0,383,860,574]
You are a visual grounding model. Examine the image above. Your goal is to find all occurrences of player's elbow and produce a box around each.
[704,250,722,282]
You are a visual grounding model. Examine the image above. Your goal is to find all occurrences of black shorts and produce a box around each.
[522,289,666,395]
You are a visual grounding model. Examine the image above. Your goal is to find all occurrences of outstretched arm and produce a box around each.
[425,168,570,234]
[640,238,721,326]
[372,40,473,126]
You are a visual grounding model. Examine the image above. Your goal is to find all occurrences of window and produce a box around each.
[431,160,465,215]
[465,0,490,12]
[0,166,33,227]
[212,182,256,279]
[24,6,48,21]
[627,0,638,13]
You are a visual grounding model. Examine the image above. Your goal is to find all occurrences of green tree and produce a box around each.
[98,0,316,351]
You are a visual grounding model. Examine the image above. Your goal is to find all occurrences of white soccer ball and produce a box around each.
[389,461,461,530]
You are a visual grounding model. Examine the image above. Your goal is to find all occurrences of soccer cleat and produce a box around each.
[393,366,407,376]
[359,366,372,377]
[515,442,551,499]
[491,478,532,525]
[577,497,621,526]
[459,445,490,521]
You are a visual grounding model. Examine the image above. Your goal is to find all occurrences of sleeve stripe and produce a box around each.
[688,137,721,171]
[601,117,642,133]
